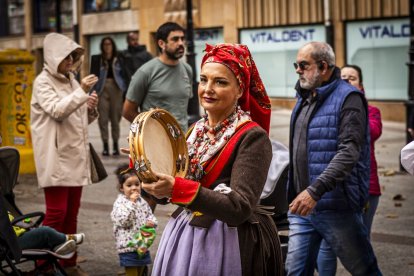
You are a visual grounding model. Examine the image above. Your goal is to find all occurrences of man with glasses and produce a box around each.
[285,41,382,275]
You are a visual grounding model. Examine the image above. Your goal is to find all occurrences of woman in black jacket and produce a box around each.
[90,37,126,156]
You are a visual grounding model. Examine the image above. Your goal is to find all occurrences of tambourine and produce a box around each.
[128,108,188,183]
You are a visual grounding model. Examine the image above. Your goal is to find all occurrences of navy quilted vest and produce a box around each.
[288,78,370,211]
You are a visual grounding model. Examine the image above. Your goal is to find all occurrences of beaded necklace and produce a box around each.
[187,107,242,180]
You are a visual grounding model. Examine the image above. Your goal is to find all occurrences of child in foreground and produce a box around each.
[0,176,84,274]
[111,165,157,276]
[10,211,84,255]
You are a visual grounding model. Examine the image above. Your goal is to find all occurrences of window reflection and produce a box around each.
[84,0,130,13]
[0,0,25,36]
[33,0,73,33]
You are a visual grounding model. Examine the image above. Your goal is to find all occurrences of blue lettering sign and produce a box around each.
[195,30,219,41]
[250,32,264,43]
[249,28,315,44]
[359,24,410,39]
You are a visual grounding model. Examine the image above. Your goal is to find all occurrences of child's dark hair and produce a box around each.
[114,164,139,191]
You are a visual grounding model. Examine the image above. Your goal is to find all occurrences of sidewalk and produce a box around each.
[14,108,414,275]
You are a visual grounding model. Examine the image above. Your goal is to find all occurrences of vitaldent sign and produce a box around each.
[240,25,326,51]
[194,28,223,78]
[346,18,409,100]
[195,29,222,46]
[347,18,409,60]
[238,25,325,97]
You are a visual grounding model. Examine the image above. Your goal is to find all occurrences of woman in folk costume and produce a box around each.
[141,43,284,276]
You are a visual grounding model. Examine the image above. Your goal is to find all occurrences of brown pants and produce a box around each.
[97,79,123,143]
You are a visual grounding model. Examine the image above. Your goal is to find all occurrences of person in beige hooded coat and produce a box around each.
[31,32,99,274]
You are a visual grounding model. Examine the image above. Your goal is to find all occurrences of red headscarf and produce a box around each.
[201,43,271,133]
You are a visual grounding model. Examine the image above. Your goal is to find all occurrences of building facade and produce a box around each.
[0,0,410,121]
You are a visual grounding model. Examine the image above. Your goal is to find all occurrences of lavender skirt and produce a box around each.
[152,209,242,276]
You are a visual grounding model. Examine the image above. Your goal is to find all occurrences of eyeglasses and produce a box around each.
[293,61,311,71]
[293,61,327,71]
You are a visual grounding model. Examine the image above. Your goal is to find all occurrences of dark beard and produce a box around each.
[165,47,184,60]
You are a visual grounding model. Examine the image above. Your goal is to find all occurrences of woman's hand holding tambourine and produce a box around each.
[128,109,188,184]
[141,171,175,199]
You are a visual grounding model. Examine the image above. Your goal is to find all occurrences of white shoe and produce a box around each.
[67,233,85,245]
[54,240,76,255]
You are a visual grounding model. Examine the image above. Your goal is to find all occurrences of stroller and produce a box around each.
[259,140,290,265]
[0,146,74,275]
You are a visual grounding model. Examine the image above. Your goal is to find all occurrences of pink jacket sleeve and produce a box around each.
[368,105,382,143]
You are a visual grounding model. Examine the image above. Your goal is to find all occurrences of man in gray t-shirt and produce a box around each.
[123,22,192,132]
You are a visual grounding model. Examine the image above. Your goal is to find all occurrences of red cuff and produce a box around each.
[171,177,201,206]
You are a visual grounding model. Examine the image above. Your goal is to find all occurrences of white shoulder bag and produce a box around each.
[401,141,414,175]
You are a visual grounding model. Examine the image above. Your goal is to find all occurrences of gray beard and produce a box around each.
[300,71,321,90]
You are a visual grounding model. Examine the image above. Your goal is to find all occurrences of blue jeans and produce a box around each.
[363,195,380,238]
[18,226,66,250]
[317,196,380,275]
[317,239,337,276]
[285,211,381,276]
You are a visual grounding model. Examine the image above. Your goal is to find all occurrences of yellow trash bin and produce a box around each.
[0,49,36,174]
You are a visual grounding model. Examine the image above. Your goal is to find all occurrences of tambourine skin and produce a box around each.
[129,108,189,183]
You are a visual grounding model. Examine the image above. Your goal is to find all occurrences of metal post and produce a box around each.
[407,0,414,144]
[324,0,334,48]
[402,0,414,171]
[186,0,201,126]
[72,0,79,43]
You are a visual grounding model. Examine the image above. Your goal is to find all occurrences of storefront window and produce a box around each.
[0,0,25,37]
[84,0,130,13]
[240,25,326,97]
[346,19,409,100]
[32,0,72,33]
[194,28,223,81]
[89,33,129,57]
